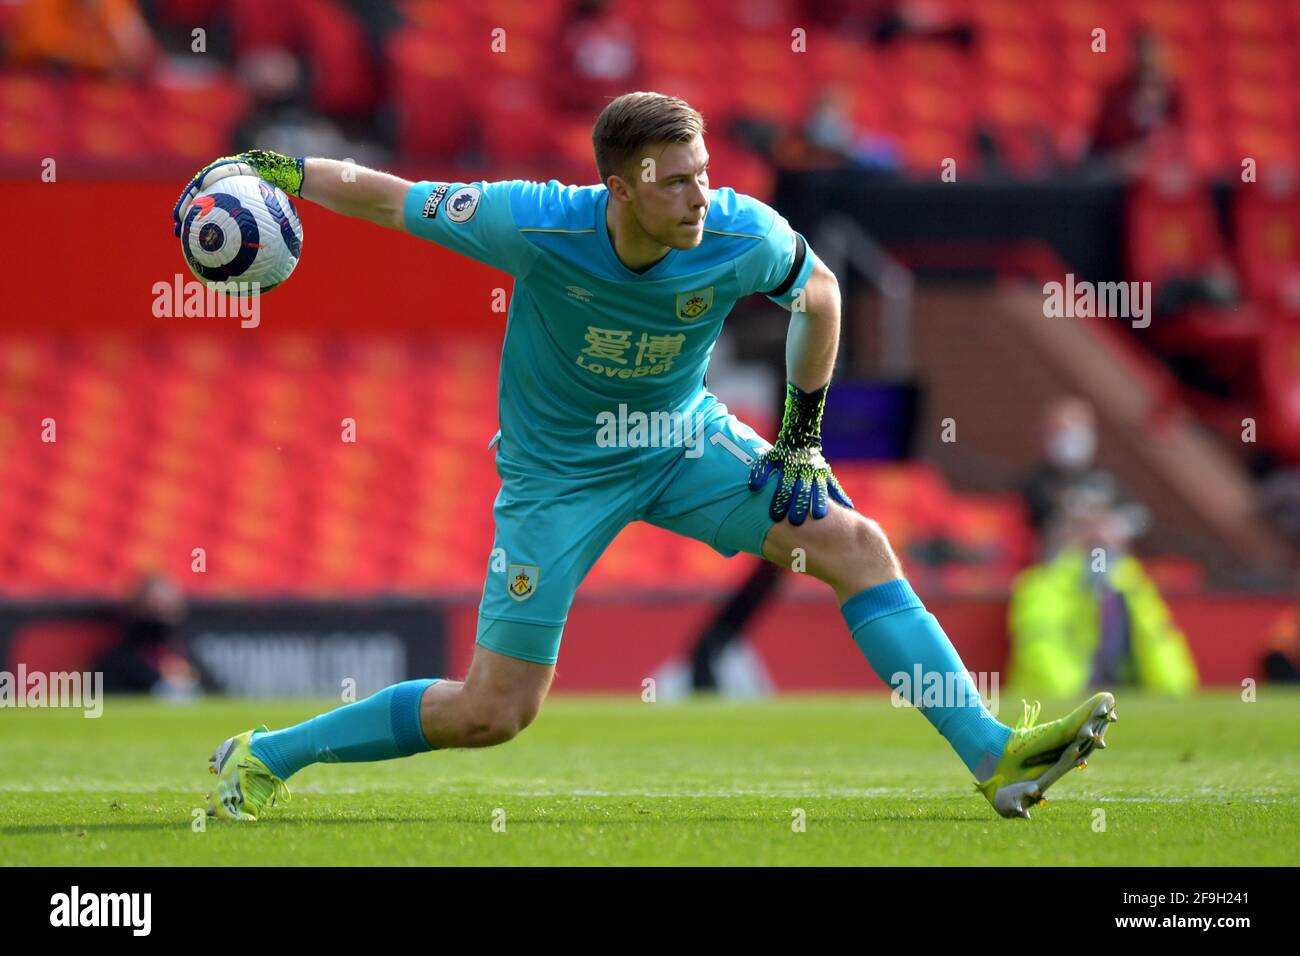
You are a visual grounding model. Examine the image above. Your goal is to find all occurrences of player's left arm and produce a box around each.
[741,209,854,525]
[784,256,841,394]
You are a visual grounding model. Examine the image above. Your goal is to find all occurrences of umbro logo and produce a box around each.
[566,285,594,302]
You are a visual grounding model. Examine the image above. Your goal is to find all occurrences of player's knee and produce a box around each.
[853,515,891,559]
[857,515,902,574]
[466,693,540,746]
[464,708,517,746]
[821,514,899,591]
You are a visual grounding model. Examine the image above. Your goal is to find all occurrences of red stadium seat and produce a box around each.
[1126,171,1230,289]
[1233,178,1300,305]
[473,76,557,164]
[297,0,381,118]
[1260,318,1300,462]
[387,31,478,159]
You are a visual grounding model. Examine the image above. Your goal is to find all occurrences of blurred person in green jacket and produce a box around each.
[1008,484,1199,697]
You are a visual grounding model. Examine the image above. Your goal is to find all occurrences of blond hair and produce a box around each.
[592,91,705,185]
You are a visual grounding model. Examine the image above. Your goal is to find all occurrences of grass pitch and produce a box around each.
[2,690,1297,866]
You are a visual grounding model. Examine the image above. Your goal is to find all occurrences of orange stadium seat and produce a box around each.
[0,335,1034,598]
[2,0,1292,187]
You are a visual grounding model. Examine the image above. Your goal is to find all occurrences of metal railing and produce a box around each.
[815,213,915,378]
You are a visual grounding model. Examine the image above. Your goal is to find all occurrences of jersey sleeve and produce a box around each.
[402,179,540,277]
[736,199,820,309]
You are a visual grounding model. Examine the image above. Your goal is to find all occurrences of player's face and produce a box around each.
[631,136,710,250]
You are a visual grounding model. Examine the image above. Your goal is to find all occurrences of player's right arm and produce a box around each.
[172,150,412,234]
[299,158,412,231]
[173,150,536,275]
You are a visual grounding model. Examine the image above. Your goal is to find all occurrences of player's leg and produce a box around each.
[643,407,992,758]
[207,671,447,821]
[688,559,783,690]
[207,460,632,820]
[760,473,1116,819]
[644,401,1003,764]
[641,397,1113,817]
[761,504,900,601]
[761,503,1015,775]
[210,629,560,822]
[247,641,556,773]
[418,641,554,747]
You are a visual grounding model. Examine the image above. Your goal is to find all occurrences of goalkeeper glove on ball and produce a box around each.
[172,148,305,236]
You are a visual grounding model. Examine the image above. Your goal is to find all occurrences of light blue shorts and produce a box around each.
[474,396,777,665]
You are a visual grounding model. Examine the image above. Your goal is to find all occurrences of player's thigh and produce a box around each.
[477,465,637,665]
[640,402,902,590]
[638,404,776,559]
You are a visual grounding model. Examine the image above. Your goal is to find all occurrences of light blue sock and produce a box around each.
[250,678,440,780]
[841,580,1011,775]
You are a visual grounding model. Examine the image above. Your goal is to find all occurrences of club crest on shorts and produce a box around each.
[507,564,539,601]
[675,286,714,322]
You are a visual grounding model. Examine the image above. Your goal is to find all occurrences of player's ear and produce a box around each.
[606,174,633,203]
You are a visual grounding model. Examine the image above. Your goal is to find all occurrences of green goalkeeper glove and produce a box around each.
[748,381,855,525]
[172,149,306,236]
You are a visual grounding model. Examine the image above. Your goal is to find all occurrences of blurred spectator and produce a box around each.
[229,47,361,161]
[655,374,789,698]
[1088,28,1185,176]
[1019,397,1137,557]
[800,86,903,171]
[751,86,902,174]
[800,0,973,47]
[551,0,640,114]
[1263,596,1300,683]
[1258,469,1300,551]
[8,0,156,76]
[683,560,782,695]
[220,0,397,148]
[94,574,201,698]
[1008,483,1199,697]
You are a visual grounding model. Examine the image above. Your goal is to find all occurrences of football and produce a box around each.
[178,173,303,292]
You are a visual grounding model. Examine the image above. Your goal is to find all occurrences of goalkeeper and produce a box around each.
[182,94,1116,824]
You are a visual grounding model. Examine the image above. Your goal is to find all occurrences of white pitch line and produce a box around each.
[0,782,1293,804]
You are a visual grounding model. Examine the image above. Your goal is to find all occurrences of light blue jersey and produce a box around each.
[402,179,818,475]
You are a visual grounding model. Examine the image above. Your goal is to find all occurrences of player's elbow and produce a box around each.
[378,179,414,231]
[802,259,841,316]
[380,202,405,232]
[378,195,407,231]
